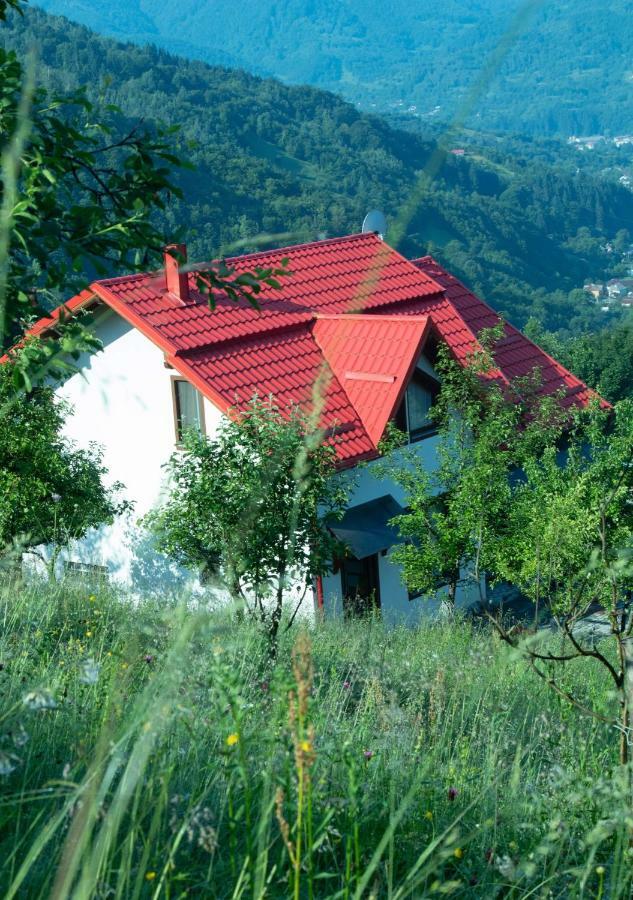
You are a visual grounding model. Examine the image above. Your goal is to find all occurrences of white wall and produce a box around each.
[52,307,223,584]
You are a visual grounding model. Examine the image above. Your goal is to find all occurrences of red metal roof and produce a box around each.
[312,314,431,445]
[23,232,600,464]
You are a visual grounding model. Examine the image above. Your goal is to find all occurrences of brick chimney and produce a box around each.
[163,243,189,302]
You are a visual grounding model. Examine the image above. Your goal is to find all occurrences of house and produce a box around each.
[23,233,596,624]
[607,279,629,299]
[583,283,604,300]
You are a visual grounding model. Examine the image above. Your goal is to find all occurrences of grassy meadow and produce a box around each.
[0,579,632,899]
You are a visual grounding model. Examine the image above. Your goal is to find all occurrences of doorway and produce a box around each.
[340,554,381,617]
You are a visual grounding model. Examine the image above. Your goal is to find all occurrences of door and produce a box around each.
[340,554,381,617]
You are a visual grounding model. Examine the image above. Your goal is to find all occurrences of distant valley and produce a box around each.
[34,0,633,138]
[5,6,633,336]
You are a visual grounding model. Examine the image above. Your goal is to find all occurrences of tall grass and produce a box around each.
[0,579,631,898]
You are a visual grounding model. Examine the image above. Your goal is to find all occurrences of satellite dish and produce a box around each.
[362,210,387,240]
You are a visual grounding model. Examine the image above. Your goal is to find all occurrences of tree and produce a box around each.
[0,0,287,385]
[145,398,348,653]
[392,328,633,768]
[388,326,561,612]
[0,342,130,574]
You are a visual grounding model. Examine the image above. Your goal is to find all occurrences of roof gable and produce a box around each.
[313,314,431,445]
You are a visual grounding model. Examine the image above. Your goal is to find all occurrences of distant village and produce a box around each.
[584,274,633,310]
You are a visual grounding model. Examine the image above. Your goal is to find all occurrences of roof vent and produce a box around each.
[163,243,189,302]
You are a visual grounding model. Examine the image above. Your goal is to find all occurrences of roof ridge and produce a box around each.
[314,312,431,323]
[222,231,376,266]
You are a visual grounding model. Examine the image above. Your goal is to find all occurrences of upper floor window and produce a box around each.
[172,378,204,443]
[394,370,440,442]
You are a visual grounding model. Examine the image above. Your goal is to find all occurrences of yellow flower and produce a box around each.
[453,848,463,859]
[89,595,96,603]
[121,662,128,670]
[596,866,605,876]
[226,733,239,747]
[300,739,312,753]
[145,871,156,881]
[424,810,433,821]
[85,631,92,638]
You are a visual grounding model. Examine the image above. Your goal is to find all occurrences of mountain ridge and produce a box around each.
[3,6,632,335]
[34,0,633,137]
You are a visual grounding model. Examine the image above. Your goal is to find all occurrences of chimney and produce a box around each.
[163,243,189,302]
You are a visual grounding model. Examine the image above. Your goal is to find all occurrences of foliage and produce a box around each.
[0,2,289,390]
[34,0,633,139]
[0,580,632,897]
[551,320,633,405]
[145,398,348,649]
[388,326,561,606]
[0,343,129,570]
[392,329,633,764]
[2,7,632,335]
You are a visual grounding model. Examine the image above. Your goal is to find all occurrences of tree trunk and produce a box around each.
[440,580,457,620]
[621,636,633,767]
[267,584,284,661]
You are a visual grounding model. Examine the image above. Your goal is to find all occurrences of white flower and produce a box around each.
[496,855,517,879]
[0,751,19,776]
[80,658,101,685]
[13,725,29,748]
[23,690,57,710]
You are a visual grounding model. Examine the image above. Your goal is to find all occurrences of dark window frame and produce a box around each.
[395,369,441,443]
[171,376,206,444]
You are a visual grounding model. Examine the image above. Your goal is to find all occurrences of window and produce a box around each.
[172,378,204,443]
[394,371,440,442]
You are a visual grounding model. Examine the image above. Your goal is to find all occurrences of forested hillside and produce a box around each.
[4,7,633,333]
[35,0,633,138]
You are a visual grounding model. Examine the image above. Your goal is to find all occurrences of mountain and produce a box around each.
[34,0,633,138]
[3,7,633,335]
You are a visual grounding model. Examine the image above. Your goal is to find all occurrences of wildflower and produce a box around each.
[226,733,239,747]
[508,840,518,850]
[260,680,269,692]
[80,658,101,685]
[424,810,433,820]
[88,595,96,603]
[144,654,154,665]
[363,749,374,760]
[496,855,517,879]
[121,662,128,670]
[51,493,61,503]
[85,631,93,638]
[145,872,156,881]
[453,848,463,859]
[12,725,29,748]
[0,752,19,776]
[300,739,312,753]
[343,680,351,689]
[596,866,605,876]
[23,690,57,710]
[447,786,458,801]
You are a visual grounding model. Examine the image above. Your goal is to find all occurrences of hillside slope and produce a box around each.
[35,0,633,137]
[3,7,632,333]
